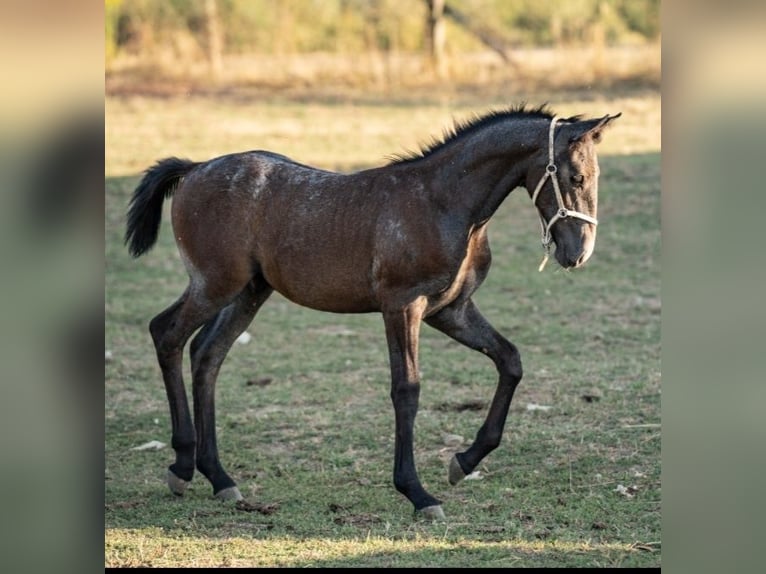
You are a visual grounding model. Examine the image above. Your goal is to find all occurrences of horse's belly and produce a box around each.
[264,263,379,313]
[279,287,379,314]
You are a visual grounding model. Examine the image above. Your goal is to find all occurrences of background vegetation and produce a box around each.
[106,0,660,60]
[105,0,660,94]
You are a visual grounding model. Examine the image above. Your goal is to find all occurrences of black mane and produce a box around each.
[388,103,578,165]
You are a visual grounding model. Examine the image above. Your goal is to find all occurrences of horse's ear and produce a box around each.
[567,113,621,145]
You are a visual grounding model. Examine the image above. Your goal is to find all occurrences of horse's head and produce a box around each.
[527,113,621,270]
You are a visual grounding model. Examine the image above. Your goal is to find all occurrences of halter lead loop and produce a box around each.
[531,116,599,271]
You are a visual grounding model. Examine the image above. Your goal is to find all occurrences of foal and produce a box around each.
[125,105,619,519]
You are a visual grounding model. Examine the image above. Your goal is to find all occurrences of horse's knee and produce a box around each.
[390,379,420,404]
[507,362,522,385]
[498,342,523,382]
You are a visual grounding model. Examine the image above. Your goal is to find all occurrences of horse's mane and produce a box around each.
[388,103,581,165]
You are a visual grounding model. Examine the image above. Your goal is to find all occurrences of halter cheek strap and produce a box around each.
[531,116,598,271]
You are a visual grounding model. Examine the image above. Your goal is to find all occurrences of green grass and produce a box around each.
[105,90,660,567]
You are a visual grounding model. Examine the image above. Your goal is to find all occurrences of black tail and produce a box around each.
[125,157,198,258]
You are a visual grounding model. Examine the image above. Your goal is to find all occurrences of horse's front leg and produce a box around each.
[382,299,445,520]
[425,297,523,485]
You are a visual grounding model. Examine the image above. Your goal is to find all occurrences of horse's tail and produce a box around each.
[125,157,198,258]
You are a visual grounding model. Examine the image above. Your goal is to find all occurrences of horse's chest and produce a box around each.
[427,234,490,314]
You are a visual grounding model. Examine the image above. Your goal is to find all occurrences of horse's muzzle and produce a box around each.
[555,238,595,269]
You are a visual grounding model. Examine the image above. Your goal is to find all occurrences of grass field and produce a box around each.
[105,85,661,567]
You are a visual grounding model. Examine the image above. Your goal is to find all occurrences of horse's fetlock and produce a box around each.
[485,432,503,451]
[172,435,195,453]
[393,477,419,495]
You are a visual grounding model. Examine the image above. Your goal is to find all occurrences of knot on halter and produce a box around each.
[531,116,599,272]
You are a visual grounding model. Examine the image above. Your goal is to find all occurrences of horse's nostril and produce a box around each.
[574,249,593,268]
[561,252,585,269]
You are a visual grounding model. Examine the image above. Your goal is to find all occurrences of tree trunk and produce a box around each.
[443,2,517,67]
[204,0,223,81]
[426,0,446,80]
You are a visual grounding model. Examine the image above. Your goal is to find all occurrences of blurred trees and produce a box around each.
[105,0,660,67]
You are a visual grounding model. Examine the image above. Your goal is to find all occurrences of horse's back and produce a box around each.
[169,151,385,311]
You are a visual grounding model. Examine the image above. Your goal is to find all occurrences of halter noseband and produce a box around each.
[531,116,598,271]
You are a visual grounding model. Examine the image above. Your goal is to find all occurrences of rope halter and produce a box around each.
[531,116,598,271]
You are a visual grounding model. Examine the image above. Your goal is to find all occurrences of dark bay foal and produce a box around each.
[125,104,619,519]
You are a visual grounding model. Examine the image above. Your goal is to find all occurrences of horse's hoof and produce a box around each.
[167,469,190,496]
[418,505,446,521]
[448,455,467,485]
[215,486,244,501]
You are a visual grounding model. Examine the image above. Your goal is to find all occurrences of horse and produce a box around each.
[124,104,620,520]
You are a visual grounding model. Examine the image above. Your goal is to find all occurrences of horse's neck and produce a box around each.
[424,121,543,224]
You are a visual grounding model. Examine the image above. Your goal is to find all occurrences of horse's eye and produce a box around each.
[571,174,584,186]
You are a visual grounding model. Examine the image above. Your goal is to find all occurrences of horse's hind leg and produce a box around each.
[425,298,522,485]
[149,288,230,496]
[189,276,273,500]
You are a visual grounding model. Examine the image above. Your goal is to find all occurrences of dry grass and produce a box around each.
[106,44,660,97]
[106,91,659,179]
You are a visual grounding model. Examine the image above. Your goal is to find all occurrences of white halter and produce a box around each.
[531,117,598,271]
